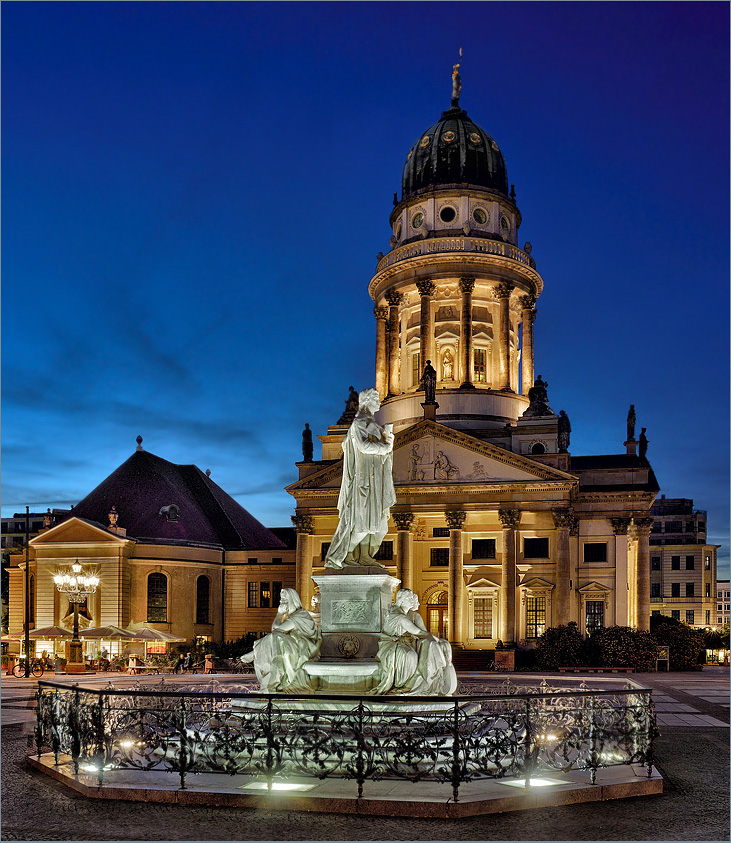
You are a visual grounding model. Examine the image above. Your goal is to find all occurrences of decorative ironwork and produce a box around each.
[35,676,658,802]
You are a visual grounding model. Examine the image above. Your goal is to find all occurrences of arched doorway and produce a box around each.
[427,590,448,639]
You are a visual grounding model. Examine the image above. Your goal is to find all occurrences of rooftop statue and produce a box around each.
[420,359,437,404]
[301,423,314,462]
[325,387,396,568]
[558,410,571,453]
[375,589,457,695]
[523,374,554,417]
[627,405,636,442]
[240,588,321,692]
[639,427,648,459]
[337,386,360,425]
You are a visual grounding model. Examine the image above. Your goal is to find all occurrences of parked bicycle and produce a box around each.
[12,658,44,678]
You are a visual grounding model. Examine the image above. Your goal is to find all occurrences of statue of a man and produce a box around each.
[558,410,571,453]
[524,374,553,417]
[627,405,636,442]
[639,427,648,459]
[325,388,396,568]
[420,360,437,404]
[240,589,321,692]
[376,589,457,695]
[302,423,314,462]
[337,386,360,425]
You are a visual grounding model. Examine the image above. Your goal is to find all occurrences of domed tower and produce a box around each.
[370,66,544,435]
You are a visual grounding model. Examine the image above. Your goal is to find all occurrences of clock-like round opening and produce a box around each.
[473,208,487,225]
[412,212,424,229]
[439,206,456,223]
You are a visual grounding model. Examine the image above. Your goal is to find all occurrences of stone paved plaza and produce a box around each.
[1,670,728,841]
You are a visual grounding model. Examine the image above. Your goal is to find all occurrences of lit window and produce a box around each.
[411,352,421,387]
[260,582,271,609]
[705,583,711,598]
[705,556,711,569]
[474,598,493,639]
[686,610,694,625]
[526,597,546,639]
[195,575,210,624]
[474,348,487,382]
[147,573,167,623]
[586,600,604,634]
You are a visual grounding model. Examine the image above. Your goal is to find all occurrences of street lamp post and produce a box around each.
[53,561,99,673]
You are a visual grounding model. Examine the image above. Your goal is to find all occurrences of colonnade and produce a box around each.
[374,278,537,399]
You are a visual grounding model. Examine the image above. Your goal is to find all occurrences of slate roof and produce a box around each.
[67,449,286,550]
[570,454,660,494]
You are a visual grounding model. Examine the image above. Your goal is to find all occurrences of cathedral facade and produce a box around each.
[288,75,662,648]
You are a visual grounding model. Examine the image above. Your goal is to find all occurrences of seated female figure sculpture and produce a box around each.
[240,589,321,692]
[375,589,457,696]
[325,387,396,568]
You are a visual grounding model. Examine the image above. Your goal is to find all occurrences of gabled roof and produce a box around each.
[65,449,285,550]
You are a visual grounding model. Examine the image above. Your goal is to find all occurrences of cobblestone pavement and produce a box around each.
[1,670,729,841]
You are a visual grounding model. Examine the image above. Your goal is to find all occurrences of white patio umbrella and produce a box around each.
[131,627,187,658]
[28,625,72,639]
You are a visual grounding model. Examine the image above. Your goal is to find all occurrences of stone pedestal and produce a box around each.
[66,639,86,674]
[306,569,400,692]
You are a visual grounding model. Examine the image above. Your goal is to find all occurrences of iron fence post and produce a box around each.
[94,694,106,787]
[523,697,533,788]
[355,699,366,800]
[450,698,461,803]
[588,695,598,785]
[34,687,44,760]
[178,696,188,790]
[69,685,81,776]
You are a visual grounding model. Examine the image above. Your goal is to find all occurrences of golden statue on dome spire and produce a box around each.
[451,47,462,107]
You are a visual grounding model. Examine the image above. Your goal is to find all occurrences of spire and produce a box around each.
[451,48,462,108]
[136,435,143,452]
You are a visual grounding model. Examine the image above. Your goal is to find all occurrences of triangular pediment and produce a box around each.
[466,567,502,588]
[578,581,611,594]
[519,576,555,590]
[30,517,132,546]
[287,419,576,492]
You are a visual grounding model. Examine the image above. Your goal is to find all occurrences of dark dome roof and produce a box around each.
[401,106,509,199]
[69,449,286,550]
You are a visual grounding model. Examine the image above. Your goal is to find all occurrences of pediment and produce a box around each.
[287,419,576,492]
[519,576,555,590]
[466,567,501,588]
[30,517,130,546]
[578,581,611,595]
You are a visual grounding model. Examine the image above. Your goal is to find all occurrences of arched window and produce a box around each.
[29,575,35,623]
[147,573,167,622]
[196,575,210,625]
[531,442,546,455]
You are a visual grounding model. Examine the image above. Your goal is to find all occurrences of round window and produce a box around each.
[439,206,456,224]
[469,132,482,145]
[412,212,424,229]
[419,135,431,149]
[407,150,413,160]
[443,130,456,143]
[473,208,487,225]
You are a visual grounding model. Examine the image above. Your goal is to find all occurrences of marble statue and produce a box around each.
[325,388,396,568]
[558,410,571,453]
[375,589,457,696]
[240,589,321,692]
[420,360,437,403]
[302,423,314,462]
[442,349,454,380]
[639,427,648,459]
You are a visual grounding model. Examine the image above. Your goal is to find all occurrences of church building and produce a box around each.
[287,70,663,649]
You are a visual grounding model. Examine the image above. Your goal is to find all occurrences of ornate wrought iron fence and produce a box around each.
[35,678,657,803]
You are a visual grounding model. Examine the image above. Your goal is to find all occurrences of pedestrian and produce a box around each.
[174,652,185,674]
[183,652,193,671]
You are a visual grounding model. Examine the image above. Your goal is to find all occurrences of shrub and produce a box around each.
[652,622,706,670]
[590,626,657,672]
[535,622,584,670]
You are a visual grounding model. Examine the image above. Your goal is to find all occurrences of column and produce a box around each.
[415,278,436,377]
[519,295,536,396]
[385,290,403,397]
[374,305,389,399]
[446,511,466,644]
[459,276,475,389]
[498,509,520,643]
[291,513,314,610]
[494,282,514,390]
[634,517,653,631]
[393,512,414,591]
[552,508,575,625]
[611,518,631,626]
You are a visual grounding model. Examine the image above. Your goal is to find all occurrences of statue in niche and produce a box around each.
[420,360,437,403]
[302,423,314,462]
[337,386,360,425]
[240,589,321,692]
[408,444,425,481]
[627,405,636,441]
[639,427,648,459]
[558,410,571,453]
[523,374,554,417]
[434,451,460,480]
[442,349,454,380]
[375,589,457,696]
[325,388,396,568]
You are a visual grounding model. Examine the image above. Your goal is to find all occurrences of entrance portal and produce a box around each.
[427,590,448,639]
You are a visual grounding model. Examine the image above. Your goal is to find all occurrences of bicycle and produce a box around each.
[12,658,44,678]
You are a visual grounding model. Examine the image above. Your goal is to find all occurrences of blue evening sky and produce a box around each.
[2,2,729,575]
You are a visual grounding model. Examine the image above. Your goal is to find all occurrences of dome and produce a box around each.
[401,105,509,200]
